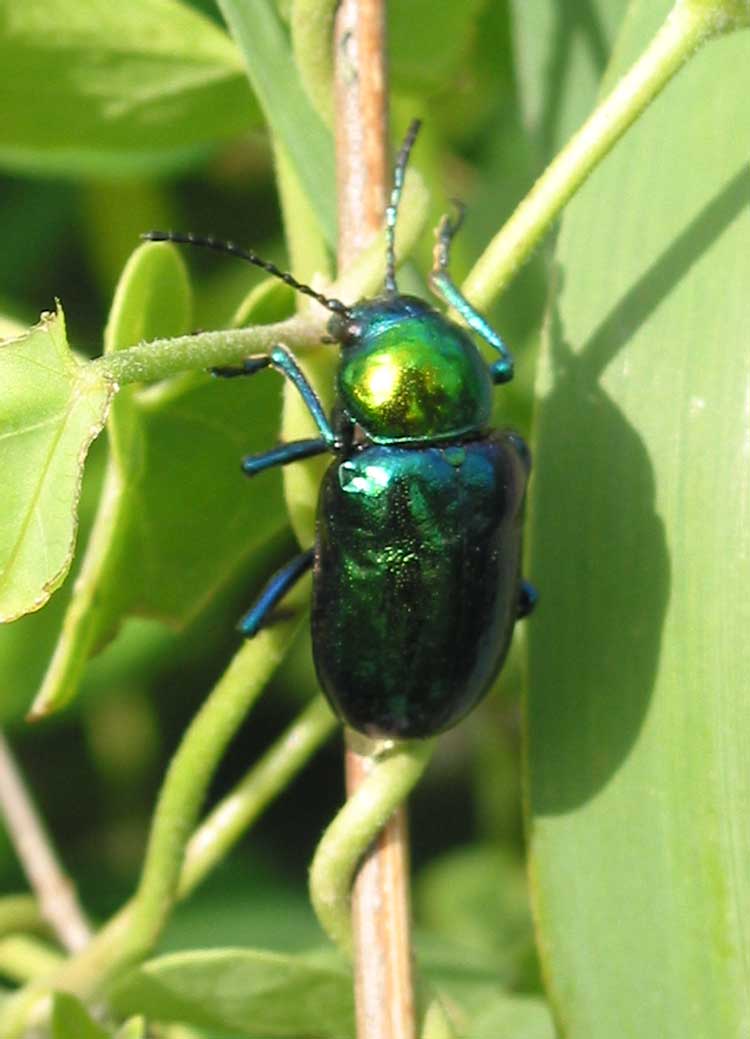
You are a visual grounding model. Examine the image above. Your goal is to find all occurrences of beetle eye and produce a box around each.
[328,314,360,346]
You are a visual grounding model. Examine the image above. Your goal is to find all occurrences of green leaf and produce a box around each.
[418,942,553,1038]
[526,2,750,1035]
[31,244,291,716]
[389,0,486,94]
[416,846,538,990]
[215,0,337,245]
[51,993,109,1039]
[0,307,113,622]
[29,243,191,716]
[0,440,115,723]
[232,277,295,330]
[0,0,259,177]
[109,947,355,1038]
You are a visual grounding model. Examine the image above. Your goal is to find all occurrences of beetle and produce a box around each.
[143,119,535,739]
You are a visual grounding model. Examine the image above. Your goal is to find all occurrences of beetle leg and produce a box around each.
[212,356,271,378]
[242,438,331,477]
[518,580,538,619]
[237,548,315,638]
[506,432,532,474]
[428,203,515,384]
[214,345,338,448]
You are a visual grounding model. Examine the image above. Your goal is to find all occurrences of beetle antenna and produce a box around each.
[384,119,422,296]
[141,231,352,318]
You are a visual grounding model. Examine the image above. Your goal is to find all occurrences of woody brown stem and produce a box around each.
[334,2,417,1037]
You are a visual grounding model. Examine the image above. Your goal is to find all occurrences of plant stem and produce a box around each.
[178,695,336,897]
[93,316,316,386]
[0,730,91,953]
[125,615,305,968]
[309,738,435,957]
[346,733,417,1039]
[461,1,716,311]
[0,616,306,1036]
[0,686,330,1033]
[332,4,422,1037]
[334,0,389,266]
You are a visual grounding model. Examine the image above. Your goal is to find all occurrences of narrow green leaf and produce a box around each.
[526,2,750,1035]
[510,0,629,165]
[274,139,332,284]
[0,307,113,622]
[215,0,337,245]
[109,947,355,1038]
[0,0,259,177]
[51,993,108,1039]
[290,0,336,125]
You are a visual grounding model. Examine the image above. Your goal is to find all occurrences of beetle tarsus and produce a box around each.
[211,356,271,379]
[518,581,538,619]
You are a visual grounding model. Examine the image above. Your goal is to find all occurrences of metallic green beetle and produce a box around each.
[145,120,535,739]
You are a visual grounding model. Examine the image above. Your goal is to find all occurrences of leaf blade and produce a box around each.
[215,0,337,245]
[0,308,112,622]
[109,947,355,1038]
[0,0,259,176]
[526,3,750,1035]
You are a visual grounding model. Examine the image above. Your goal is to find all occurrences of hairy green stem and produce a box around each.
[125,619,303,965]
[93,317,317,387]
[309,738,435,957]
[462,0,720,311]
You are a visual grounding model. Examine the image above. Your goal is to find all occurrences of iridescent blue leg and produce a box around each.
[429,203,514,384]
[213,346,337,447]
[518,580,538,619]
[242,438,329,477]
[238,548,315,638]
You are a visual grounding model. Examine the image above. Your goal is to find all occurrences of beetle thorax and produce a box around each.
[334,295,492,445]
